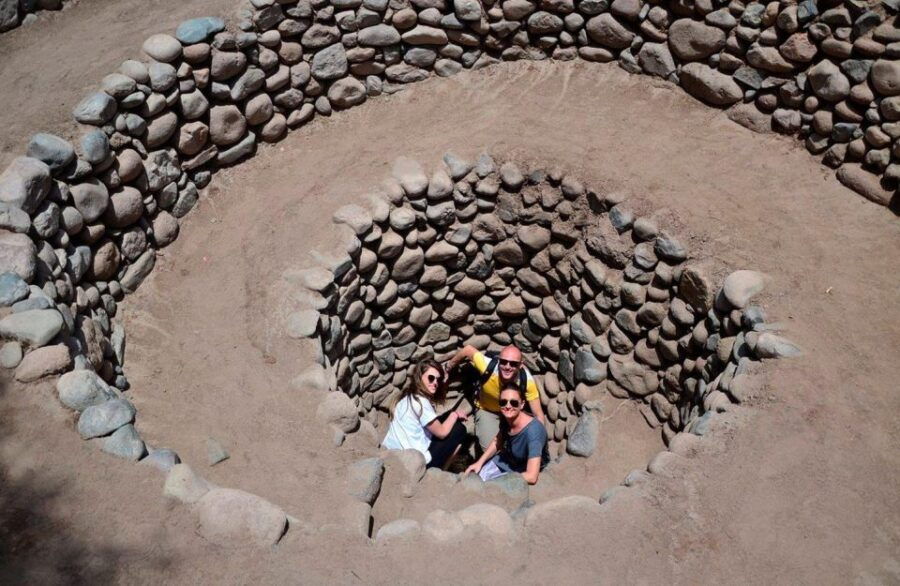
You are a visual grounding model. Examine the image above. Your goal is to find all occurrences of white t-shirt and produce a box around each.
[382,395,437,464]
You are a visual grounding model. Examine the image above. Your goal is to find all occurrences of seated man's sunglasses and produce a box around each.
[498,399,522,408]
[498,359,521,367]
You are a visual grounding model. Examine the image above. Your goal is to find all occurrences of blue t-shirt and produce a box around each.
[496,418,550,473]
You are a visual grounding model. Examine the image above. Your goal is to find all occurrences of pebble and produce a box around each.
[207,437,230,465]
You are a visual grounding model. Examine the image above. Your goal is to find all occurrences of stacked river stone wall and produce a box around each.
[0,0,847,461]
[298,154,799,450]
[0,0,71,34]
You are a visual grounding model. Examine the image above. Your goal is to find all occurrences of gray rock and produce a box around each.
[120,250,156,293]
[0,309,62,347]
[57,369,117,411]
[0,272,29,306]
[836,164,894,207]
[680,63,743,106]
[0,157,51,214]
[566,412,599,457]
[0,202,30,234]
[149,62,177,92]
[102,424,146,461]
[80,130,110,165]
[358,24,401,47]
[808,59,850,102]
[453,0,482,20]
[12,296,52,312]
[754,333,801,358]
[142,448,181,472]
[327,77,367,108]
[77,398,136,439]
[637,42,676,79]
[0,0,19,32]
[608,356,658,396]
[527,11,564,34]
[176,16,226,44]
[286,309,319,338]
[871,59,900,97]
[26,134,75,173]
[402,25,448,44]
[347,457,385,505]
[316,391,360,433]
[667,19,726,61]
[443,152,472,179]
[0,341,23,368]
[195,488,288,548]
[142,34,183,63]
[585,13,633,49]
[103,187,144,228]
[230,67,266,101]
[207,437,230,465]
[209,105,248,146]
[73,93,117,125]
[722,270,766,308]
[574,348,606,384]
[14,344,71,382]
[70,178,110,222]
[654,232,687,261]
[485,472,529,498]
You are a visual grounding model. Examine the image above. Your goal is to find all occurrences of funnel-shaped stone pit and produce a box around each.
[295,153,799,462]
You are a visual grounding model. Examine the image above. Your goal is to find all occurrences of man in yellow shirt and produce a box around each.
[447,344,546,452]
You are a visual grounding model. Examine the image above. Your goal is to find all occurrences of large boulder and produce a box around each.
[316,391,360,433]
[680,63,742,106]
[0,157,51,214]
[195,488,288,548]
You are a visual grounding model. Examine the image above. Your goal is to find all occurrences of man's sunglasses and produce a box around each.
[426,374,443,384]
[498,359,521,367]
[498,399,522,408]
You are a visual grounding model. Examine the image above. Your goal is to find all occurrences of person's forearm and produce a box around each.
[432,412,458,439]
[529,399,546,424]
[448,345,476,369]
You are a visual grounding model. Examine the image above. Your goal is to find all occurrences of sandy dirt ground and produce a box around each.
[1,3,899,584]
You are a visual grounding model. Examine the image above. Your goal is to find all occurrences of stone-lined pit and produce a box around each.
[298,154,795,456]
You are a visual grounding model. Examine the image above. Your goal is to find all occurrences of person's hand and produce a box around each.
[445,359,457,372]
[454,409,469,422]
[464,462,482,476]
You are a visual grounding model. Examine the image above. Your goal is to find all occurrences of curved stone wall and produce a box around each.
[0,0,71,34]
[297,154,799,451]
[0,0,815,545]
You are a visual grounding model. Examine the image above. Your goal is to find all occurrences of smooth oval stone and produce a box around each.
[80,130,110,165]
[73,92,117,125]
[176,16,226,44]
[26,133,75,172]
[143,34,183,62]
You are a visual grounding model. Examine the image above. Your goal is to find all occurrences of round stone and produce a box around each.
[209,105,247,146]
[327,77,367,108]
[70,178,110,222]
[26,133,75,172]
[143,34,183,62]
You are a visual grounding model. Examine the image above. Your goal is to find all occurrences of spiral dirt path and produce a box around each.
[1,2,899,584]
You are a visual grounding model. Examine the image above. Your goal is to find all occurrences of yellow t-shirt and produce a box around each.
[472,351,540,413]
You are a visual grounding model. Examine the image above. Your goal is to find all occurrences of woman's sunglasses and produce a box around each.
[498,399,521,408]
[426,374,443,384]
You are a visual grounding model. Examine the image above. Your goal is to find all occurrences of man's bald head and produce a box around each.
[497,345,523,383]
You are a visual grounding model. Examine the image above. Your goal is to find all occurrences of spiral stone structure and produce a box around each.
[1,0,874,548]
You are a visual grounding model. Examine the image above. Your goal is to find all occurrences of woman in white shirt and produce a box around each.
[383,360,469,469]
